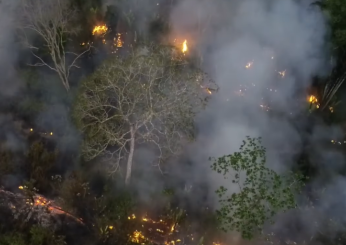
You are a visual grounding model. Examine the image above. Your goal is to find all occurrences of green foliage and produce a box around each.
[0,232,26,245]
[29,226,65,245]
[25,142,57,192]
[211,136,304,239]
[0,226,65,245]
[315,0,346,70]
[318,0,346,51]
[0,149,15,178]
[58,173,92,214]
[92,189,134,244]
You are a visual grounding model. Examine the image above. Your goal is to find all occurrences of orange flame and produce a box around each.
[308,95,318,104]
[182,40,188,53]
[116,33,123,47]
[92,25,108,36]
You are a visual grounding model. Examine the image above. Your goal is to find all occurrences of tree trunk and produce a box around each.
[58,72,70,92]
[125,125,135,185]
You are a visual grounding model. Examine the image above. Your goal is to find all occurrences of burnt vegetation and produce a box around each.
[0,0,345,245]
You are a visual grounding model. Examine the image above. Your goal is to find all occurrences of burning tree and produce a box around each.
[74,45,214,184]
[17,0,91,92]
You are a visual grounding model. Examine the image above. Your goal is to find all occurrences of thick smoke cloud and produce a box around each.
[169,0,343,241]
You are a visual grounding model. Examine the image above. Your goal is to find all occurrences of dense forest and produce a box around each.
[0,0,345,244]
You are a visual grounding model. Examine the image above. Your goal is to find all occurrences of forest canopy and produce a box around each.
[0,0,345,245]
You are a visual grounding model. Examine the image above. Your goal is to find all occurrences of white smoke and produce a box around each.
[170,0,342,241]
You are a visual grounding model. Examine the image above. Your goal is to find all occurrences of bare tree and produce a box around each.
[74,45,216,184]
[17,0,91,92]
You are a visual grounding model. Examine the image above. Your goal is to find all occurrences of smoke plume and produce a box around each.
[169,0,343,242]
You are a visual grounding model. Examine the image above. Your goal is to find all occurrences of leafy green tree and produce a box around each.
[211,137,304,239]
[315,0,346,61]
[0,226,64,245]
[74,44,214,184]
[0,232,26,245]
[29,226,65,245]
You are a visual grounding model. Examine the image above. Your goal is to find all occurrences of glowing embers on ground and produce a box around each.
[92,25,108,36]
[127,214,186,245]
[17,185,84,224]
[130,230,146,243]
[126,214,224,245]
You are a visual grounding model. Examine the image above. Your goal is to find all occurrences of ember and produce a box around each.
[18,186,84,224]
[116,33,123,47]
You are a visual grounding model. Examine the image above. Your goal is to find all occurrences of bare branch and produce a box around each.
[74,45,216,183]
[17,0,90,92]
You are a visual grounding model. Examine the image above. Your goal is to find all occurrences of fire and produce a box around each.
[17,186,84,224]
[308,95,320,109]
[128,213,136,220]
[127,215,179,244]
[92,25,108,36]
[308,95,318,104]
[115,33,123,47]
[170,224,175,232]
[200,85,213,95]
[182,40,188,54]
[130,230,146,243]
[245,61,253,69]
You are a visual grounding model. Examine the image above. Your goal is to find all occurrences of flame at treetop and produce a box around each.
[92,25,108,36]
[308,95,318,104]
[182,40,188,54]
